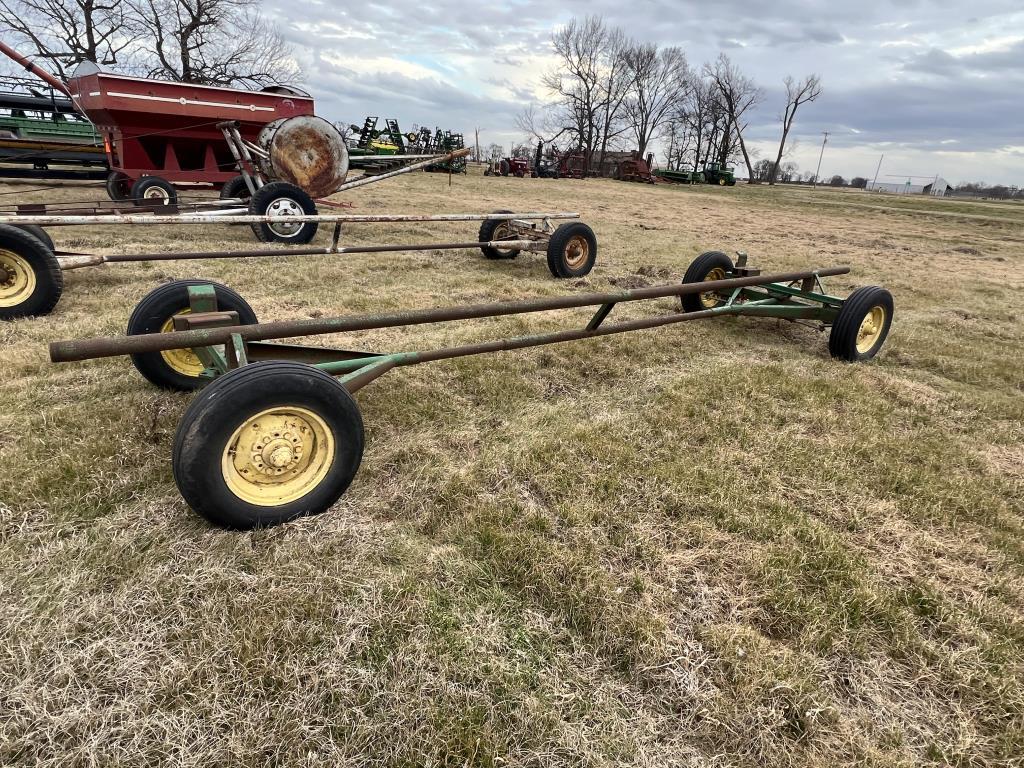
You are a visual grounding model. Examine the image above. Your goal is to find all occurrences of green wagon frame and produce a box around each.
[49,250,894,529]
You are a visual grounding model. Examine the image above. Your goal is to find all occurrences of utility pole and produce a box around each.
[812,131,829,189]
[871,153,884,189]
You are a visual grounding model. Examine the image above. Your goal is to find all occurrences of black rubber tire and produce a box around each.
[499,159,510,177]
[0,224,64,319]
[219,175,253,201]
[680,251,734,313]
[828,286,894,362]
[172,361,365,529]
[248,181,318,244]
[10,224,54,251]
[546,222,597,278]
[131,176,178,206]
[106,170,132,201]
[479,210,521,260]
[127,279,258,391]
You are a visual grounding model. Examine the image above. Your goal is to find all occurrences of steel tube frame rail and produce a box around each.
[49,265,850,363]
[0,211,579,227]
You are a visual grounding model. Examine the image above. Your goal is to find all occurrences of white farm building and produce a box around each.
[866,178,952,196]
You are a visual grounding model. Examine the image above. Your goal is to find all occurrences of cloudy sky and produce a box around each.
[262,0,1023,185]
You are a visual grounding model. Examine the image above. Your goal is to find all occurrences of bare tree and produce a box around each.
[0,0,134,77]
[593,26,632,171]
[540,16,637,172]
[623,43,690,156]
[768,74,822,185]
[705,54,762,184]
[128,0,300,87]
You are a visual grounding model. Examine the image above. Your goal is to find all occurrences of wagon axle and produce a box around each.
[49,252,894,529]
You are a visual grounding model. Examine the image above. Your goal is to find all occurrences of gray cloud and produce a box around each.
[261,0,1024,182]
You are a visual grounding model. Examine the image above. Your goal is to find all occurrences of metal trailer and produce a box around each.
[0,209,598,319]
[47,251,894,529]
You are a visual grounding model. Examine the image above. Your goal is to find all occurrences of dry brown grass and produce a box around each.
[1,172,1022,766]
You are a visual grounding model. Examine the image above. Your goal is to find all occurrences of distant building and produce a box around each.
[866,178,951,196]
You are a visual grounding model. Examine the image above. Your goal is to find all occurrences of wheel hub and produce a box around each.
[159,312,205,377]
[222,407,334,506]
[267,197,304,237]
[700,267,727,308]
[856,306,886,353]
[564,235,588,268]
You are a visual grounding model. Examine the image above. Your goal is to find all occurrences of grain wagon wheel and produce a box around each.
[131,176,178,206]
[172,361,365,528]
[679,251,734,313]
[106,170,132,201]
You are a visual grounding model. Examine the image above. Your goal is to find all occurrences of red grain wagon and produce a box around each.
[0,42,314,201]
[65,62,314,201]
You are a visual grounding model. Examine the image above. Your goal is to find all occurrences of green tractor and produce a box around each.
[702,161,736,186]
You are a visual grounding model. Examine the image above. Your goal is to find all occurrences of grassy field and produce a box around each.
[1,172,1022,766]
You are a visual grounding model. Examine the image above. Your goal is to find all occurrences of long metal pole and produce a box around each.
[871,153,884,189]
[81,239,543,264]
[49,266,851,362]
[0,211,578,226]
[332,147,472,192]
[813,131,829,189]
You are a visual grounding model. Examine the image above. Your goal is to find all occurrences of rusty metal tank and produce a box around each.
[258,115,349,198]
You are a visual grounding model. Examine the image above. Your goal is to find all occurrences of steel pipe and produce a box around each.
[78,239,542,264]
[0,211,578,226]
[49,266,851,362]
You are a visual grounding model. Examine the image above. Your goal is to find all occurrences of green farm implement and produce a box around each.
[656,162,737,186]
[49,250,894,529]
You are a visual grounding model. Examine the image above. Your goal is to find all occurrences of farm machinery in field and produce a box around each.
[47,250,894,528]
[655,161,737,186]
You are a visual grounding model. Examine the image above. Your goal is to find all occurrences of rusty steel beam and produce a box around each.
[53,238,542,266]
[0,211,578,226]
[49,266,851,363]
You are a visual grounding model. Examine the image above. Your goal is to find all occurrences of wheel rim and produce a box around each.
[158,312,205,377]
[856,306,887,353]
[699,267,727,308]
[491,222,516,256]
[563,235,589,269]
[266,197,305,238]
[0,248,36,307]
[221,406,335,507]
[143,186,171,204]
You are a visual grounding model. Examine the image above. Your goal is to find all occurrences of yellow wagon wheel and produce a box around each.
[173,361,365,529]
[679,250,734,313]
[828,286,894,362]
[0,225,63,320]
[126,279,258,391]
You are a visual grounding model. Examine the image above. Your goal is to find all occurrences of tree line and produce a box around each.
[520,16,822,184]
[0,0,299,87]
